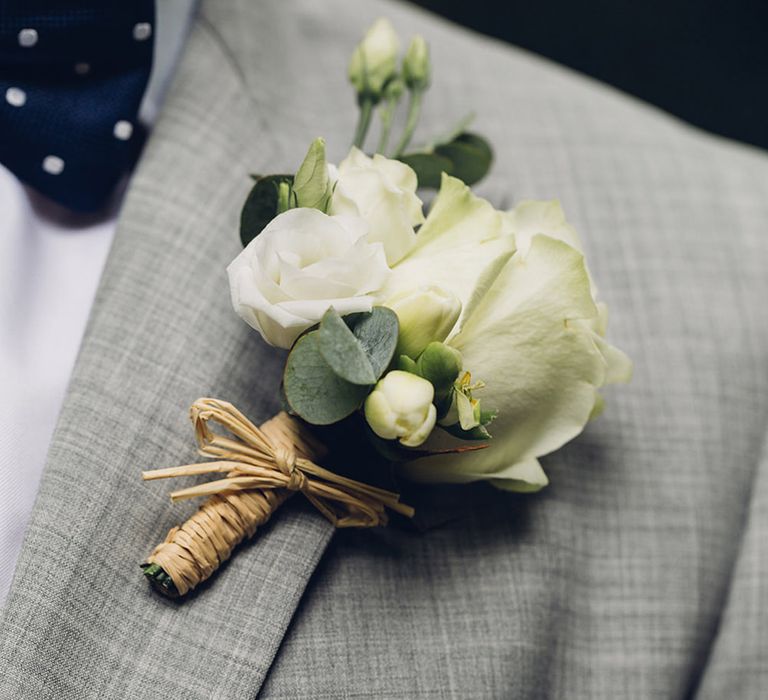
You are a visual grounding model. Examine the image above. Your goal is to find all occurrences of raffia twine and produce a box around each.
[143,398,414,595]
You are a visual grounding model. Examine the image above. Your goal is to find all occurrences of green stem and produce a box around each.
[142,562,179,598]
[393,89,423,157]
[377,99,396,155]
[353,99,375,149]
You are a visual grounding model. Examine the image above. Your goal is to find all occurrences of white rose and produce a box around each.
[382,173,517,331]
[439,235,630,490]
[390,177,631,491]
[329,147,425,265]
[502,199,598,297]
[227,208,390,349]
[502,199,583,254]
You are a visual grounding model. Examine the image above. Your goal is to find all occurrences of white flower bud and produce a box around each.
[364,371,437,447]
[387,285,461,359]
[402,35,430,90]
[348,18,400,102]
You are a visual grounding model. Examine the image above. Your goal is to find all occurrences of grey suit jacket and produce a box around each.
[2,1,767,698]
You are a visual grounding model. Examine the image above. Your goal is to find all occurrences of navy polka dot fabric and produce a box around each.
[0,2,155,211]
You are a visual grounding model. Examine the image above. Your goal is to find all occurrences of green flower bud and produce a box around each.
[387,285,461,359]
[293,137,331,211]
[383,76,406,102]
[276,179,293,214]
[348,18,400,102]
[402,35,430,90]
[416,342,463,397]
[364,370,437,447]
[395,354,419,374]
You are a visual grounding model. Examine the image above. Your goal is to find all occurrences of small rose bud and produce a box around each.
[364,371,437,447]
[293,137,331,211]
[416,342,462,397]
[402,35,430,90]
[348,18,400,102]
[387,285,462,359]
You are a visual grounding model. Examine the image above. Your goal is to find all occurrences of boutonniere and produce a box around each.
[141,19,632,598]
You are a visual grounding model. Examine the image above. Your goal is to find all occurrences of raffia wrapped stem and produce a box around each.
[142,399,414,597]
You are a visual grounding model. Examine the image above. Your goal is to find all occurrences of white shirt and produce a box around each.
[0,1,197,606]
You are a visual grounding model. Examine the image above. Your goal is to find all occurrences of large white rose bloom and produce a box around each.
[227,208,390,349]
[329,147,425,265]
[398,175,632,492]
[383,174,517,333]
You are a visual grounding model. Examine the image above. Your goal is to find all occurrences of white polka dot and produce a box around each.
[5,87,26,107]
[74,62,91,75]
[18,28,38,47]
[132,22,152,41]
[42,156,65,175]
[113,120,133,140]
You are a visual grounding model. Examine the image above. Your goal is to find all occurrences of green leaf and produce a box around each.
[396,152,453,189]
[239,174,294,247]
[348,307,399,379]
[283,331,369,425]
[429,111,476,150]
[398,132,492,188]
[278,381,294,415]
[441,422,492,441]
[439,402,496,440]
[478,408,498,426]
[434,388,454,421]
[434,132,493,186]
[318,308,377,385]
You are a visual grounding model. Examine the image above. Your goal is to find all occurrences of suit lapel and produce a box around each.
[0,9,334,698]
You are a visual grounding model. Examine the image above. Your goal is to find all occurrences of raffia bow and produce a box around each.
[142,398,414,596]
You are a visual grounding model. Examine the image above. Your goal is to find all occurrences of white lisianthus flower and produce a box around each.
[329,147,425,265]
[227,208,390,349]
[392,176,631,492]
[365,371,437,447]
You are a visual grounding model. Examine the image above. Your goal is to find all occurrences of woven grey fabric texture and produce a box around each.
[2,1,768,698]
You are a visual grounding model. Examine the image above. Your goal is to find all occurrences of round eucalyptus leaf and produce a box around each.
[318,309,377,385]
[349,307,400,379]
[283,331,369,425]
